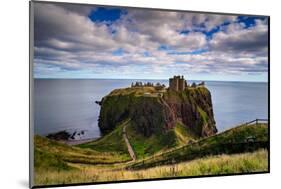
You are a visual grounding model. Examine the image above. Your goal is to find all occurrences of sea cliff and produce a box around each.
[98,84,217,138]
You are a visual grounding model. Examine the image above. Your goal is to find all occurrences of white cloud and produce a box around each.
[210,19,268,54]
[33,2,268,79]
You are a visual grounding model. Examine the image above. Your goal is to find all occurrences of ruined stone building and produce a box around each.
[169,75,187,91]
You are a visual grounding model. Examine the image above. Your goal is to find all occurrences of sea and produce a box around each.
[33,79,268,140]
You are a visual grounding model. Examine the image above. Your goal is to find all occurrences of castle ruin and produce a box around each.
[169,75,187,91]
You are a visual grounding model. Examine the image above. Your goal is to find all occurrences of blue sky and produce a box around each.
[33,3,269,82]
[88,7,125,23]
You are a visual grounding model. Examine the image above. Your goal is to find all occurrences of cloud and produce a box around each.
[33,2,268,80]
[210,19,268,54]
[34,3,118,52]
[56,3,93,16]
[117,9,209,51]
[179,13,238,32]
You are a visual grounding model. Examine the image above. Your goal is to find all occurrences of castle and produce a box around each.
[169,75,187,91]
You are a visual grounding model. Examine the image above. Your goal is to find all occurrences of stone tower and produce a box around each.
[169,75,187,91]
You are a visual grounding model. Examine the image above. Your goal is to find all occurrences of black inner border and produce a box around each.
[29,0,270,188]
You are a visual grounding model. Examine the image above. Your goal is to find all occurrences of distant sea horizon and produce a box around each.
[33,78,268,140]
[33,77,268,83]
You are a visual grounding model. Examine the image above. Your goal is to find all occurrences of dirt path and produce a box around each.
[122,123,136,161]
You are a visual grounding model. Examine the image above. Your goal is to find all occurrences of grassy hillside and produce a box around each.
[125,120,198,159]
[78,120,196,160]
[78,123,130,160]
[34,134,130,173]
[174,122,198,144]
[128,123,268,169]
[34,149,268,185]
[34,122,268,186]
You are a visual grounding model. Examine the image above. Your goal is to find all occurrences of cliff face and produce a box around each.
[98,86,217,138]
[163,87,217,137]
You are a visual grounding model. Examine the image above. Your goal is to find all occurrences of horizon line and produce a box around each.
[33,77,268,83]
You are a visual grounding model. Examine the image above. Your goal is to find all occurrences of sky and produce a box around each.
[33,2,269,82]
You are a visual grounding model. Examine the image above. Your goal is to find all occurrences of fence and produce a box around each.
[129,119,269,170]
[244,118,268,126]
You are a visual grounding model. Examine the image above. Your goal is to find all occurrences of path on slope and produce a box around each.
[122,122,136,161]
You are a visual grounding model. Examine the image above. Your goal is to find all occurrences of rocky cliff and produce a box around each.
[98,86,217,138]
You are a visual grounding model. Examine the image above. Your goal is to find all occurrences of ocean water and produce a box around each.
[33,79,268,139]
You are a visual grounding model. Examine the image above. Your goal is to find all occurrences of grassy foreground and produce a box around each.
[34,134,130,173]
[34,149,268,185]
[34,123,269,186]
[129,123,268,169]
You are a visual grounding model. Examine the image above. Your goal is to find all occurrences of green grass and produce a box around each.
[34,135,130,172]
[143,149,268,177]
[78,117,198,162]
[126,120,198,159]
[34,122,269,186]
[126,122,177,159]
[78,123,130,160]
[174,122,198,145]
[197,106,208,124]
[80,117,199,161]
[109,86,158,96]
[34,149,268,186]
[128,123,268,169]
[98,91,164,135]
[34,148,73,172]
[203,123,268,144]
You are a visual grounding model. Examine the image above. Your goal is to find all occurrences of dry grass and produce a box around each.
[34,135,130,174]
[34,149,268,186]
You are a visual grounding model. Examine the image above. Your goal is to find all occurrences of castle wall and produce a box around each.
[178,78,185,91]
[169,78,174,90]
[169,78,177,91]
[169,76,186,91]
[175,78,179,91]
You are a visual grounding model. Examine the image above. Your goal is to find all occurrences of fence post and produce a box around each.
[172,158,176,176]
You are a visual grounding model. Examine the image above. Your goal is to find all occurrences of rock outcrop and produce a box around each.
[163,87,217,137]
[98,86,217,138]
